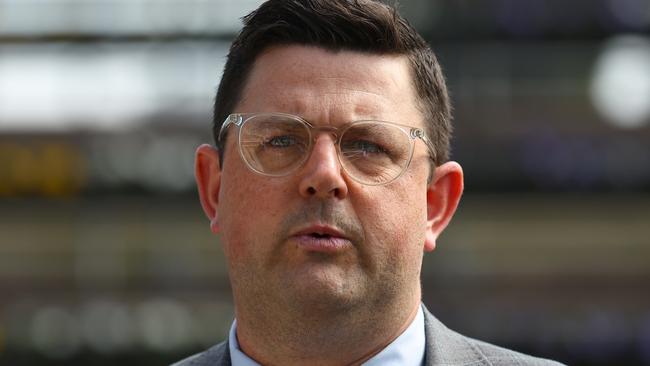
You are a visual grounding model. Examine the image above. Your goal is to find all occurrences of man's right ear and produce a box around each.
[195,144,222,234]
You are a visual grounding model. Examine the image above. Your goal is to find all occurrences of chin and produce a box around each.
[282,269,366,312]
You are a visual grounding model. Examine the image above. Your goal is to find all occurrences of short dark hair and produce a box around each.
[214,0,451,166]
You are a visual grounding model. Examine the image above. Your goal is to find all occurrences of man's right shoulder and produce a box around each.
[171,340,230,366]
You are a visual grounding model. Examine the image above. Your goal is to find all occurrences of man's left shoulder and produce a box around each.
[422,306,565,366]
[462,336,565,366]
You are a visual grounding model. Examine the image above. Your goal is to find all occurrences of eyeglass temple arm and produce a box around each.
[411,128,437,164]
[218,114,244,144]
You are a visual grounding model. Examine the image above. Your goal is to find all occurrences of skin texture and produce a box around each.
[195,45,464,366]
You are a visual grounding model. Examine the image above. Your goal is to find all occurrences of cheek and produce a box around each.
[357,183,428,256]
[219,171,290,258]
[222,161,283,217]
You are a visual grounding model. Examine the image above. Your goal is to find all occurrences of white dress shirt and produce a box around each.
[229,305,425,366]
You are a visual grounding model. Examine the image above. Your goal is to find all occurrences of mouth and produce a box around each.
[290,225,352,253]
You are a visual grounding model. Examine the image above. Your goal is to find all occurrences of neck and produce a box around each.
[234,291,422,366]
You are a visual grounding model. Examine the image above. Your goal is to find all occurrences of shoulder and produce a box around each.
[171,340,230,366]
[459,336,565,366]
[422,306,565,366]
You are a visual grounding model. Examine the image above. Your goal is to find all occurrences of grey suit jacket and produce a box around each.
[173,306,564,366]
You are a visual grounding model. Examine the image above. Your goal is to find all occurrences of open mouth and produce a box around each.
[291,225,350,252]
[310,232,333,239]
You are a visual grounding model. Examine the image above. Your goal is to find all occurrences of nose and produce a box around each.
[298,135,349,199]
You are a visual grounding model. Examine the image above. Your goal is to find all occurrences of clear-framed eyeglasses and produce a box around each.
[218,112,435,186]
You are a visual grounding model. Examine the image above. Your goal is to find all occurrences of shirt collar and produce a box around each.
[229,319,261,366]
[229,305,425,366]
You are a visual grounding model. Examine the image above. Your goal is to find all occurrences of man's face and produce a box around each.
[197,45,461,318]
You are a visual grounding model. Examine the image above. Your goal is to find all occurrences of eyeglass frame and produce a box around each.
[217,112,436,186]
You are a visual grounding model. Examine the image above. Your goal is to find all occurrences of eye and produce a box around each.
[344,140,388,155]
[265,135,300,148]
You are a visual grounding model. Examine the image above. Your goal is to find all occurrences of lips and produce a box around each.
[290,224,352,253]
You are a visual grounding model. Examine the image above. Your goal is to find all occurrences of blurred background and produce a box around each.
[1,0,649,365]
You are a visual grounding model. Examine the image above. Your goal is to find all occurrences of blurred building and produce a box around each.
[1,1,649,365]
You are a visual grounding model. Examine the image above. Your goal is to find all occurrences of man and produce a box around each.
[176,0,564,365]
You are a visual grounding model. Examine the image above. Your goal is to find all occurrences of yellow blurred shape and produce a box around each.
[0,141,86,197]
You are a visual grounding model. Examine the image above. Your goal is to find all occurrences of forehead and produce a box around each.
[235,45,423,125]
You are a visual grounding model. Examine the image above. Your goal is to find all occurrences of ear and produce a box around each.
[424,161,464,252]
[195,144,222,234]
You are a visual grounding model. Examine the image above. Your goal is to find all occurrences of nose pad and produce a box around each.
[298,135,348,199]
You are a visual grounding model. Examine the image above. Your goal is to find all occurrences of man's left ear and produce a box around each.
[424,161,464,252]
